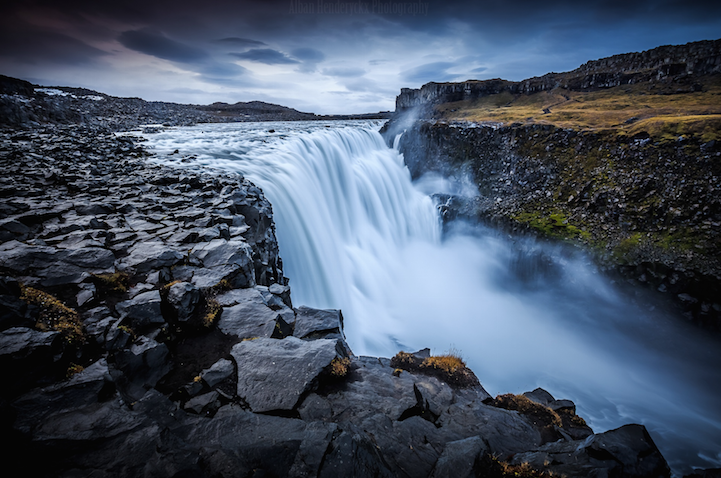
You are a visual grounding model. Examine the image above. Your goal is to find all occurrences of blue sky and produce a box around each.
[0,0,719,114]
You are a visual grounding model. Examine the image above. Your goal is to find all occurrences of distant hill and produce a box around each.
[0,75,391,130]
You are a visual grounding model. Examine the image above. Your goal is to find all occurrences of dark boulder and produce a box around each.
[511,423,671,478]
[231,337,341,413]
[114,336,171,401]
[116,290,164,332]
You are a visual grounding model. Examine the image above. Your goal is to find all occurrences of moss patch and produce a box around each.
[514,211,591,242]
[478,454,560,478]
[329,357,351,377]
[91,272,129,293]
[20,284,84,344]
[390,350,480,388]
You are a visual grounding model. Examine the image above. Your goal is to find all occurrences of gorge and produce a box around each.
[1,38,720,478]
[141,120,721,475]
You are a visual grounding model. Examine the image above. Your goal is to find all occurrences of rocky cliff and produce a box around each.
[396,39,721,111]
[386,39,721,332]
[0,93,676,475]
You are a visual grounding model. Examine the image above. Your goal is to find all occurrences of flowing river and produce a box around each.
[142,120,721,475]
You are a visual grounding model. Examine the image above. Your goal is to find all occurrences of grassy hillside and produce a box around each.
[435,75,721,142]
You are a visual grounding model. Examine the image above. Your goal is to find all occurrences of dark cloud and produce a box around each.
[199,62,249,78]
[229,48,298,64]
[291,47,325,73]
[0,27,106,65]
[119,29,208,63]
[321,67,366,78]
[292,48,325,62]
[213,37,267,48]
[402,62,458,84]
[0,0,720,113]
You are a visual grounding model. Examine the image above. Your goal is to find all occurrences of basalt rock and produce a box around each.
[0,111,674,478]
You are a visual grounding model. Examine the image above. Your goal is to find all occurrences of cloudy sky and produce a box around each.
[1,0,719,114]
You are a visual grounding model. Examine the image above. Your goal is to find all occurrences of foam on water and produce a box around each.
[144,120,721,475]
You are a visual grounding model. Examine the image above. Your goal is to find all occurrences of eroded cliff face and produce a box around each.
[396,39,721,111]
[388,119,721,330]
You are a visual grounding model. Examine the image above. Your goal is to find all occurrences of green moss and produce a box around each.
[614,232,644,259]
[91,272,129,293]
[514,210,591,241]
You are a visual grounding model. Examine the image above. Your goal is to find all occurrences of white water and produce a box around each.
[143,121,721,475]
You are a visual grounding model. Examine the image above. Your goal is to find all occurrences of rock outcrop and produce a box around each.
[396,39,721,111]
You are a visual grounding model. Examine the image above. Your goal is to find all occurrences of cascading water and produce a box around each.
[143,120,721,475]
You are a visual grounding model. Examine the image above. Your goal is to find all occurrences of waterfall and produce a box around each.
[144,120,721,475]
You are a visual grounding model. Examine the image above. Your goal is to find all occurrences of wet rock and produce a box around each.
[114,336,171,401]
[200,358,234,388]
[269,282,292,308]
[116,289,164,332]
[318,427,395,478]
[431,436,488,478]
[0,327,61,396]
[123,242,184,274]
[293,305,345,340]
[12,359,115,435]
[0,276,30,330]
[511,423,671,478]
[217,289,283,340]
[231,336,340,413]
[104,319,133,351]
[183,390,221,415]
[190,239,255,288]
[165,281,201,323]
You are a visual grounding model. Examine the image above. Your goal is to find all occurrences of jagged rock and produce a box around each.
[114,336,171,401]
[183,390,221,415]
[76,282,96,307]
[231,337,340,413]
[318,426,395,478]
[511,424,671,478]
[217,288,284,340]
[200,358,234,388]
[0,276,30,330]
[12,359,115,435]
[299,355,540,474]
[0,241,114,285]
[115,289,164,331]
[269,282,292,308]
[431,436,488,478]
[522,387,593,439]
[293,305,344,340]
[122,242,184,274]
[179,406,338,477]
[104,319,133,351]
[165,281,201,322]
[0,327,62,396]
[178,375,206,398]
[189,239,255,288]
